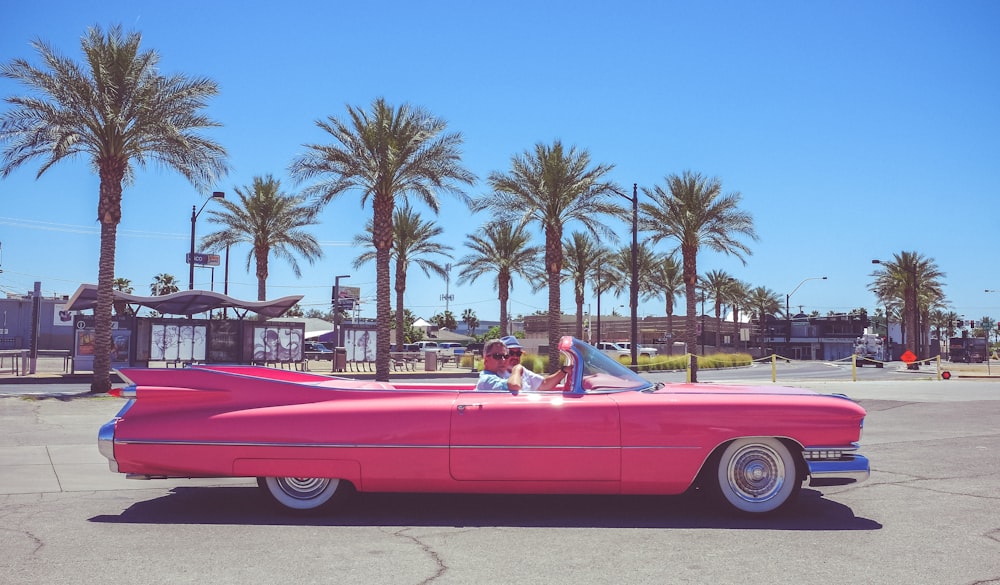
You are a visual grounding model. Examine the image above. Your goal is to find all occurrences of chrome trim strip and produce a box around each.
[113,439,680,450]
[117,439,448,449]
[807,454,870,486]
[804,442,860,453]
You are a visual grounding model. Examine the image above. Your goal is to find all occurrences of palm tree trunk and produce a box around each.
[683,246,698,382]
[545,226,562,373]
[395,260,406,347]
[733,308,740,351]
[255,252,268,301]
[499,273,510,337]
[91,166,124,394]
[91,221,117,393]
[715,306,722,351]
[665,299,673,355]
[373,195,394,382]
[575,284,584,338]
[375,246,392,381]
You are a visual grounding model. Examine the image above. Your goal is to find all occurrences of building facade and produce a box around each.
[519,311,873,360]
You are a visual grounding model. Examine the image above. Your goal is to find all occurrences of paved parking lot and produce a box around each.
[1,374,998,584]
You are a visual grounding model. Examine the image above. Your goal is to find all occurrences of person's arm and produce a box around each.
[536,366,568,391]
[506,364,524,394]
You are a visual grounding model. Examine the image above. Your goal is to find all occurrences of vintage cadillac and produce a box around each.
[99,336,868,515]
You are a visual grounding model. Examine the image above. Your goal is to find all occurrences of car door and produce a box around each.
[449,391,621,482]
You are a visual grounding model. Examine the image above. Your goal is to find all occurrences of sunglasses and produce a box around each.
[507,351,523,358]
[488,352,509,360]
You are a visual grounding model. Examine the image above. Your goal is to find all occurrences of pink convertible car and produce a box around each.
[99,336,868,515]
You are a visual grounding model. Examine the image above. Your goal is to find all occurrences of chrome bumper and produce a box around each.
[807,454,870,486]
[97,398,136,473]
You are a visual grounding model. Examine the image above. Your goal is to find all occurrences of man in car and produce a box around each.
[475,338,523,393]
[501,335,567,391]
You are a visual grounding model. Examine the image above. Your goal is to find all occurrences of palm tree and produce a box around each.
[351,204,453,343]
[478,141,621,369]
[562,232,603,339]
[640,171,757,381]
[919,287,947,358]
[112,277,134,316]
[431,311,458,330]
[150,273,180,296]
[147,273,180,318]
[702,269,735,351]
[747,286,782,354]
[290,98,474,381]
[0,25,228,392]
[870,251,945,359]
[201,174,322,301]
[940,309,961,354]
[727,279,751,350]
[606,241,660,336]
[454,221,543,337]
[648,255,684,352]
[461,308,479,336]
[589,246,615,344]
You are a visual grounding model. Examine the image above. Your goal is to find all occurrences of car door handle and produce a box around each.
[456,403,484,413]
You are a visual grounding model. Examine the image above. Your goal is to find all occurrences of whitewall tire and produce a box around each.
[258,476,349,511]
[714,437,800,514]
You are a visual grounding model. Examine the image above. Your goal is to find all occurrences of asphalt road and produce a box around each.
[0,374,998,584]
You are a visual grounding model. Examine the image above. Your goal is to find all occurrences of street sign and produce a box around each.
[900,350,917,364]
[186,253,221,266]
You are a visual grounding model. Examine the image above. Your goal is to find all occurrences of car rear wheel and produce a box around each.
[257,476,352,511]
[713,437,800,514]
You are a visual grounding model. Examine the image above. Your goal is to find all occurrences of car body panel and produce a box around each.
[100,337,867,501]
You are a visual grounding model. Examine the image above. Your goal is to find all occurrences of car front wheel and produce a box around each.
[713,437,800,514]
[257,476,352,512]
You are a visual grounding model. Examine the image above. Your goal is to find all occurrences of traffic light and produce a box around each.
[970,320,975,328]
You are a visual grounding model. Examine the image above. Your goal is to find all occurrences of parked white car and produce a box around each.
[437,342,465,357]
[617,342,658,358]
[414,341,440,354]
[595,341,630,359]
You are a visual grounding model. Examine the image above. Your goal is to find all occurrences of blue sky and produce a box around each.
[1,0,998,324]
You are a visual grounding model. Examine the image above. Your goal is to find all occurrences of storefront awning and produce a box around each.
[64,284,302,318]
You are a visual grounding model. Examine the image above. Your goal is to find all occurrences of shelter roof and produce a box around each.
[64,284,302,318]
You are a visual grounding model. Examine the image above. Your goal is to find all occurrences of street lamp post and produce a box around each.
[610,183,639,369]
[985,290,998,370]
[700,290,706,355]
[189,191,225,290]
[333,274,350,349]
[595,263,602,345]
[785,276,827,357]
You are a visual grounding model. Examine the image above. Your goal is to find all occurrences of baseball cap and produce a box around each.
[500,335,523,349]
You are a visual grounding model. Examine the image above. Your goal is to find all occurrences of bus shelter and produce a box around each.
[64,284,304,370]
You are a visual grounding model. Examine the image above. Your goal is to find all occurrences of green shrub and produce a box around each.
[616,352,752,371]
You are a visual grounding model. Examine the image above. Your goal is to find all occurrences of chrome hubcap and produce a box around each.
[727,444,784,502]
[275,477,333,500]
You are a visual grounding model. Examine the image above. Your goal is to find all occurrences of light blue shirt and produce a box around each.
[475,370,510,391]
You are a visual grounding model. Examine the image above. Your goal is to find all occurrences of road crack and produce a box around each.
[385,527,447,585]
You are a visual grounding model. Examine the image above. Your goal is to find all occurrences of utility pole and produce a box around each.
[440,263,454,318]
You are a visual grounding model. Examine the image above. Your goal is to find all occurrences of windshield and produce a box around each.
[561,337,655,394]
